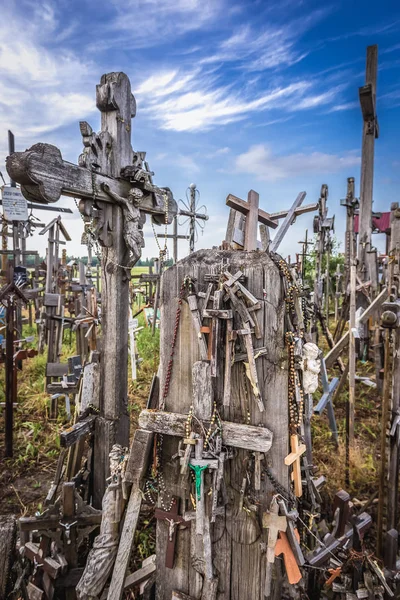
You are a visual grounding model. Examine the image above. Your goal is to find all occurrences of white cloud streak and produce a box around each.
[235,144,360,182]
[135,68,346,131]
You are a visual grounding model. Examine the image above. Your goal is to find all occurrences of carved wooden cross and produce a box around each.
[154,497,191,569]
[275,531,302,585]
[262,497,287,563]
[225,190,278,251]
[284,434,306,497]
[6,73,177,504]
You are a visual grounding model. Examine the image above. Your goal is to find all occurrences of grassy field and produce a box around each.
[0,304,158,516]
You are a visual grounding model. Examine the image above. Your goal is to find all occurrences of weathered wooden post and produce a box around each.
[145,247,289,599]
[357,45,379,291]
[382,203,400,543]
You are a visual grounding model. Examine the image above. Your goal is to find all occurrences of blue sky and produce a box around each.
[1,0,400,260]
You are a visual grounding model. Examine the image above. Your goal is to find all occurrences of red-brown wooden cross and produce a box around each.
[154,497,191,569]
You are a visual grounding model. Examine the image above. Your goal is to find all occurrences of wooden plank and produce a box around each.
[60,416,96,448]
[44,293,61,307]
[19,513,102,532]
[106,490,143,600]
[270,192,307,253]
[123,555,156,590]
[223,318,233,406]
[226,193,278,229]
[124,429,154,486]
[46,362,69,377]
[0,515,16,599]
[202,309,232,319]
[210,290,222,376]
[192,362,213,420]
[348,263,357,447]
[244,190,259,251]
[80,362,100,411]
[138,409,273,452]
[107,425,154,600]
[269,202,319,220]
[187,295,208,360]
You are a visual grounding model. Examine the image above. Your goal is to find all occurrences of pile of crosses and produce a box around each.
[2,45,400,600]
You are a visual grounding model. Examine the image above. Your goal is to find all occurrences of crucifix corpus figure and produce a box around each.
[101,182,144,266]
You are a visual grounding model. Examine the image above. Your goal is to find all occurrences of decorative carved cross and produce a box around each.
[154,497,191,569]
[284,434,306,497]
[6,72,177,503]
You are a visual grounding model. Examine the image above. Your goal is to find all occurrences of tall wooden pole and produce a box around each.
[93,73,134,506]
[386,203,400,534]
[5,282,15,458]
[346,179,357,483]
[358,45,378,287]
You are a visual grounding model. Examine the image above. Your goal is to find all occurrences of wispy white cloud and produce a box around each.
[135,66,347,131]
[200,8,329,71]
[96,0,225,50]
[235,144,360,182]
[327,101,359,112]
[0,2,95,151]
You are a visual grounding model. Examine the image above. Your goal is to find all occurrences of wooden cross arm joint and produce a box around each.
[226,193,278,229]
[6,142,178,223]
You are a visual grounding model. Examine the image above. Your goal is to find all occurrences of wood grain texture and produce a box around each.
[0,515,16,599]
[155,249,288,600]
[139,409,272,453]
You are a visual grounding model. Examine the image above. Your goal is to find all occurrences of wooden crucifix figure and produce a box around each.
[155,497,191,569]
[7,72,177,505]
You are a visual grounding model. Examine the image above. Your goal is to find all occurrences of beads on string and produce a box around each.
[186,405,194,438]
[205,402,217,448]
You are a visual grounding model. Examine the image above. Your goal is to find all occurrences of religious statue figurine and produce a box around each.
[101,182,145,266]
[301,342,321,394]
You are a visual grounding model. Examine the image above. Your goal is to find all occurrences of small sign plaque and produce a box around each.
[2,187,28,221]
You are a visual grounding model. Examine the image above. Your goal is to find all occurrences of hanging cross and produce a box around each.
[284,434,306,497]
[274,530,302,585]
[7,73,177,504]
[154,497,191,569]
[225,190,278,251]
[262,497,287,563]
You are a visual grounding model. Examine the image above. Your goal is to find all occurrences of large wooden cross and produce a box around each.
[358,45,379,287]
[6,72,177,504]
[226,190,278,251]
